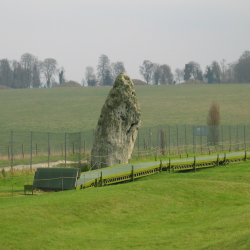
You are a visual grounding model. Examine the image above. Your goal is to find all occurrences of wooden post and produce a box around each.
[194,156,196,172]
[131,165,134,182]
[244,125,246,150]
[217,154,219,166]
[101,171,103,187]
[229,126,232,152]
[224,153,226,165]
[169,158,171,173]
[245,151,247,161]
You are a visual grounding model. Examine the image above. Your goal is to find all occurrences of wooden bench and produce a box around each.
[24,185,33,195]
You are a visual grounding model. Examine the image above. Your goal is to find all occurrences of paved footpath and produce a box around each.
[77,151,249,186]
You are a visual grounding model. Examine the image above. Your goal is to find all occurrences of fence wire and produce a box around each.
[0,125,250,171]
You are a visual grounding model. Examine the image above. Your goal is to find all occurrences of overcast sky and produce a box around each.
[1,0,249,83]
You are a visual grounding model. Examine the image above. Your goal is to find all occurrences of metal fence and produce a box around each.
[0,125,250,170]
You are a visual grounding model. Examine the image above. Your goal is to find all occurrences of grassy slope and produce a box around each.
[0,162,250,249]
[0,84,250,133]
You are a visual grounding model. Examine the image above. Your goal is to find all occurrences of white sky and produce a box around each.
[1,0,249,83]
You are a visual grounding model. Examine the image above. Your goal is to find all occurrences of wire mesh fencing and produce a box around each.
[0,125,250,172]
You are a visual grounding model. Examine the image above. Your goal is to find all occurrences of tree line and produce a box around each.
[139,50,250,85]
[1,50,249,88]
[0,53,66,88]
[85,50,250,86]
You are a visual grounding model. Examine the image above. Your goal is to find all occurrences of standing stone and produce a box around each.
[91,73,141,169]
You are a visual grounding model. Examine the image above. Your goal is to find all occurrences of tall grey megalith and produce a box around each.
[91,73,141,169]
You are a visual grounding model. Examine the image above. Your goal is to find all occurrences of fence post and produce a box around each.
[169,158,171,172]
[177,125,179,155]
[169,125,171,155]
[185,124,187,154]
[30,131,33,171]
[65,133,67,167]
[236,125,239,151]
[100,171,103,187]
[229,126,232,152]
[244,125,246,150]
[131,165,134,182]
[48,132,50,168]
[11,130,13,170]
[245,151,247,161]
[194,156,196,172]
[149,127,151,157]
[217,154,219,166]
[79,132,82,167]
[224,153,226,165]
[200,126,202,153]
[138,130,140,158]
[193,126,195,154]
[221,125,224,152]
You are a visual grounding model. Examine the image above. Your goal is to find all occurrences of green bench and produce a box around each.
[24,185,33,195]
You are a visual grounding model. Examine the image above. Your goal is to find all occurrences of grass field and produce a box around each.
[0,162,250,249]
[0,84,250,133]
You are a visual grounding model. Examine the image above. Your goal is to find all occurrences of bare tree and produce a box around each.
[174,68,184,84]
[184,61,203,81]
[97,54,110,85]
[110,61,126,80]
[139,60,153,84]
[85,66,98,86]
[152,64,161,85]
[41,58,58,88]
[20,53,38,87]
[160,64,173,85]
[211,61,222,83]
[32,62,41,88]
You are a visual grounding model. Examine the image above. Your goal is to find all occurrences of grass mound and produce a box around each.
[132,79,147,85]
[1,162,250,249]
[182,79,207,84]
[54,81,82,87]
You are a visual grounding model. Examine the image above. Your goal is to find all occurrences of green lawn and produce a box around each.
[0,84,250,133]
[0,162,250,249]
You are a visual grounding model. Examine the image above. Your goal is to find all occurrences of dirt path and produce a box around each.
[2,160,83,172]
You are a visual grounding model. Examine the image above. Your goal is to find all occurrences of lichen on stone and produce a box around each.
[91,73,141,169]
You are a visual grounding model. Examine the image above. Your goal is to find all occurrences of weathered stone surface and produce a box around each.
[91,73,141,169]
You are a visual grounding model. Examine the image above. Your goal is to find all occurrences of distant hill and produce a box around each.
[182,79,207,84]
[131,79,147,85]
[54,81,82,87]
